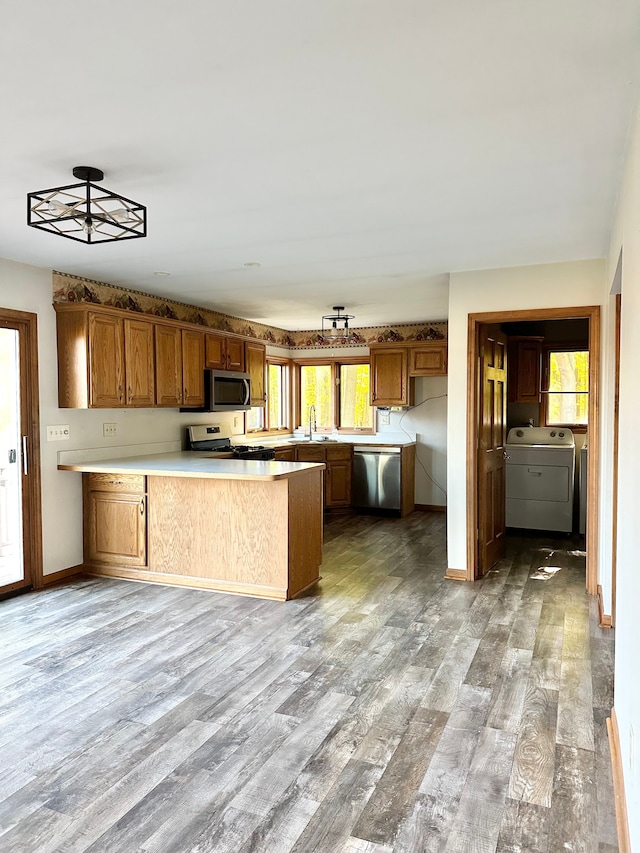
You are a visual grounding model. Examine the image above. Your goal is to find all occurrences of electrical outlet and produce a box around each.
[234,416,239,428]
[46,424,70,441]
[379,410,391,426]
[103,423,117,437]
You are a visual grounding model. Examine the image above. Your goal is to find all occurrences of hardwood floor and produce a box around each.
[0,512,617,852]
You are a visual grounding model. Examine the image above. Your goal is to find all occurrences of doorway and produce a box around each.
[0,308,42,595]
[466,306,600,594]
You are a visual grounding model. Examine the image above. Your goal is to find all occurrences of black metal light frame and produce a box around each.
[322,306,355,340]
[27,166,147,244]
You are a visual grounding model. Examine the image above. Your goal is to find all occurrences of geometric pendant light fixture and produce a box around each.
[322,306,355,340]
[27,166,147,244]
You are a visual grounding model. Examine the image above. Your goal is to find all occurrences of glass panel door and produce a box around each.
[0,328,24,587]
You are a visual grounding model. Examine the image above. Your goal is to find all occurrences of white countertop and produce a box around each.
[58,451,325,481]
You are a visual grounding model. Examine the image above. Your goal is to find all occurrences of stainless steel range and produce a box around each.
[187,424,275,460]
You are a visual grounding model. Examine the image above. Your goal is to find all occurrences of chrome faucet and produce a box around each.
[307,405,316,440]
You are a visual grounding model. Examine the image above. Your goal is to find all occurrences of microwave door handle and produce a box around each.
[243,379,250,405]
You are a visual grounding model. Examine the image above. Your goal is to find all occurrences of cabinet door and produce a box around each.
[514,339,541,403]
[226,338,246,372]
[155,325,183,406]
[86,490,147,567]
[205,332,227,370]
[326,460,352,506]
[409,343,447,376]
[370,348,409,406]
[274,448,296,461]
[246,342,266,407]
[182,329,205,407]
[124,318,155,406]
[88,312,125,407]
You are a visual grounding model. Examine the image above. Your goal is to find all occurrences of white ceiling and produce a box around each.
[1,1,639,330]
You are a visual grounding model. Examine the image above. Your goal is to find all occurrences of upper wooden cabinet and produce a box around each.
[56,303,206,409]
[155,325,183,407]
[508,337,542,403]
[124,318,155,406]
[246,341,266,407]
[182,329,205,407]
[370,341,447,407]
[408,342,447,377]
[370,347,412,407]
[87,312,125,407]
[205,332,246,372]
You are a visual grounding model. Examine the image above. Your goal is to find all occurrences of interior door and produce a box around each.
[0,309,42,595]
[477,325,507,576]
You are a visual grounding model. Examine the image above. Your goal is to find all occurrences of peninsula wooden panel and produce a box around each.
[147,470,323,599]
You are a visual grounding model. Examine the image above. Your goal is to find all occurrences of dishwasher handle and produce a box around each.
[353,446,402,454]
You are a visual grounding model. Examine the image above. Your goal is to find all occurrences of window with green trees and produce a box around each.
[296,360,374,432]
[543,349,589,426]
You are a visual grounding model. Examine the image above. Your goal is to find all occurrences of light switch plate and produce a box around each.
[103,423,117,437]
[47,424,70,441]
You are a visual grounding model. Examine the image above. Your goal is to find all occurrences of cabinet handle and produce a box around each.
[140,498,145,515]
[108,480,125,486]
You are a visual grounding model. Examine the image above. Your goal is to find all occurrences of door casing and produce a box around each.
[0,307,43,593]
[464,306,600,593]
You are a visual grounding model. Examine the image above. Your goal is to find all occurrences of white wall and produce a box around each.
[446,258,606,571]
[0,258,239,577]
[606,105,640,847]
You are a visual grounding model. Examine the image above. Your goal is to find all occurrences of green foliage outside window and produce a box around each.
[546,350,589,425]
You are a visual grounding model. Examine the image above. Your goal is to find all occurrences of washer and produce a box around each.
[505,427,575,533]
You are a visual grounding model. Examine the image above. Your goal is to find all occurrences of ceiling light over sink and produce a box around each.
[322,306,355,341]
[27,166,147,244]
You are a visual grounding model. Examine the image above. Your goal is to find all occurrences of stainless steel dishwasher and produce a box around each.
[352,446,402,510]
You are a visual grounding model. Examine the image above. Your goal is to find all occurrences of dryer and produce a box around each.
[505,427,575,533]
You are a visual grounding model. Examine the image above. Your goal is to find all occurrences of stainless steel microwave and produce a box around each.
[204,369,251,411]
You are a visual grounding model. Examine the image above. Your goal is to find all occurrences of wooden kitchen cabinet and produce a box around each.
[205,332,246,372]
[508,337,542,403]
[155,325,204,407]
[84,473,147,568]
[325,445,353,507]
[182,329,205,407]
[155,324,183,406]
[88,312,125,407]
[274,448,296,461]
[246,341,266,407]
[408,342,447,376]
[370,347,413,407]
[124,318,155,406]
[295,443,352,509]
[56,303,207,410]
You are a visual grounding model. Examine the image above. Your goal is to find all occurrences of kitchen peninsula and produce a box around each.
[59,453,325,601]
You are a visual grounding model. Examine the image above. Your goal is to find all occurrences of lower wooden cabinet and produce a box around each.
[295,443,353,509]
[274,448,296,461]
[325,445,353,507]
[84,474,147,568]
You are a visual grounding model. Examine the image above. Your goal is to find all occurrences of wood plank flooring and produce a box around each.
[0,512,617,852]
